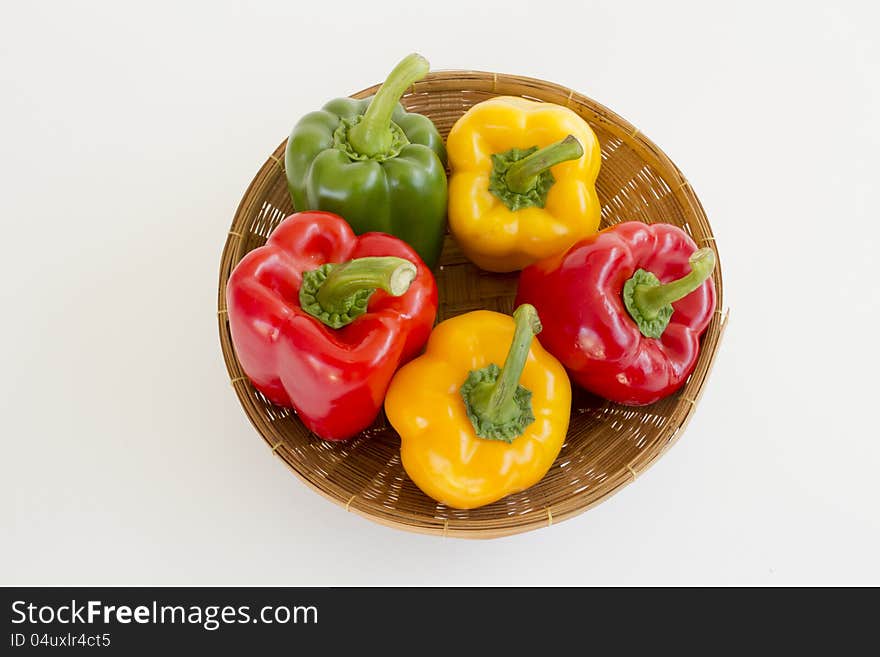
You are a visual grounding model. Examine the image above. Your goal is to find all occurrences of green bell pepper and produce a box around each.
[284,54,448,268]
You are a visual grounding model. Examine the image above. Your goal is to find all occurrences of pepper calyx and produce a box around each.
[333,115,410,163]
[623,269,674,339]
[488,135,583,211]
[460,365,534,443]
[299,256,417,329]
[488,147,554,211]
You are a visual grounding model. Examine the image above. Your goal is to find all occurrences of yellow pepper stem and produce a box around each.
[459,304,542,442]
[504,135,583,194]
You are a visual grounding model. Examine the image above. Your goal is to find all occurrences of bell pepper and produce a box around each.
[446,96,601,272]
[516,221,717,406]
[226,211,438,441]
[385,304,571,509]
[285,53,448,268]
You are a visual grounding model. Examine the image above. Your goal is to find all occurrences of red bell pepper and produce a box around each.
[516,221,716,405]
[226,211,438,440]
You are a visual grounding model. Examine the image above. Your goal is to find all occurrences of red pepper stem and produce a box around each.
[316,257,416,310]
[633,248,716,319]
[347,53,429,157]
[299,256,417,329]
[504,135,583,194]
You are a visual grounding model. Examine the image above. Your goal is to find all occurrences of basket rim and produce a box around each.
[217,70,728,539]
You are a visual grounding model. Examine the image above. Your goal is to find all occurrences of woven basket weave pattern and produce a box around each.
[218,71,726,538]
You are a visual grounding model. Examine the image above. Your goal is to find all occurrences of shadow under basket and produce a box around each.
[218,71,728,539]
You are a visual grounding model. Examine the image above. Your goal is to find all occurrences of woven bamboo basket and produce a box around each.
[218,71,727,538]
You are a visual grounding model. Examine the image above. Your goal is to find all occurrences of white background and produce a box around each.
[2,0,878,585]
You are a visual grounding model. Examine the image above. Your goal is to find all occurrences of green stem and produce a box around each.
[633,248,716,319]
[484,305,542,420]
[504,135,583,194]
[317,256,415,309]
[347,53,429,158]
[299,256,416,329]
[459,305,542,442]
[623,248,716,339]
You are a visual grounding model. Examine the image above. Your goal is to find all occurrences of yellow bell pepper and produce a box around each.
[446,96,602,272]
[384,304,571,509]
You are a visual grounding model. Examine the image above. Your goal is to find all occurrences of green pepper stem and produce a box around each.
[316,256,416,313]
[347,53,429,158]
[471,305,542,424]
[504,135,583,194]
[633,248,716,320]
